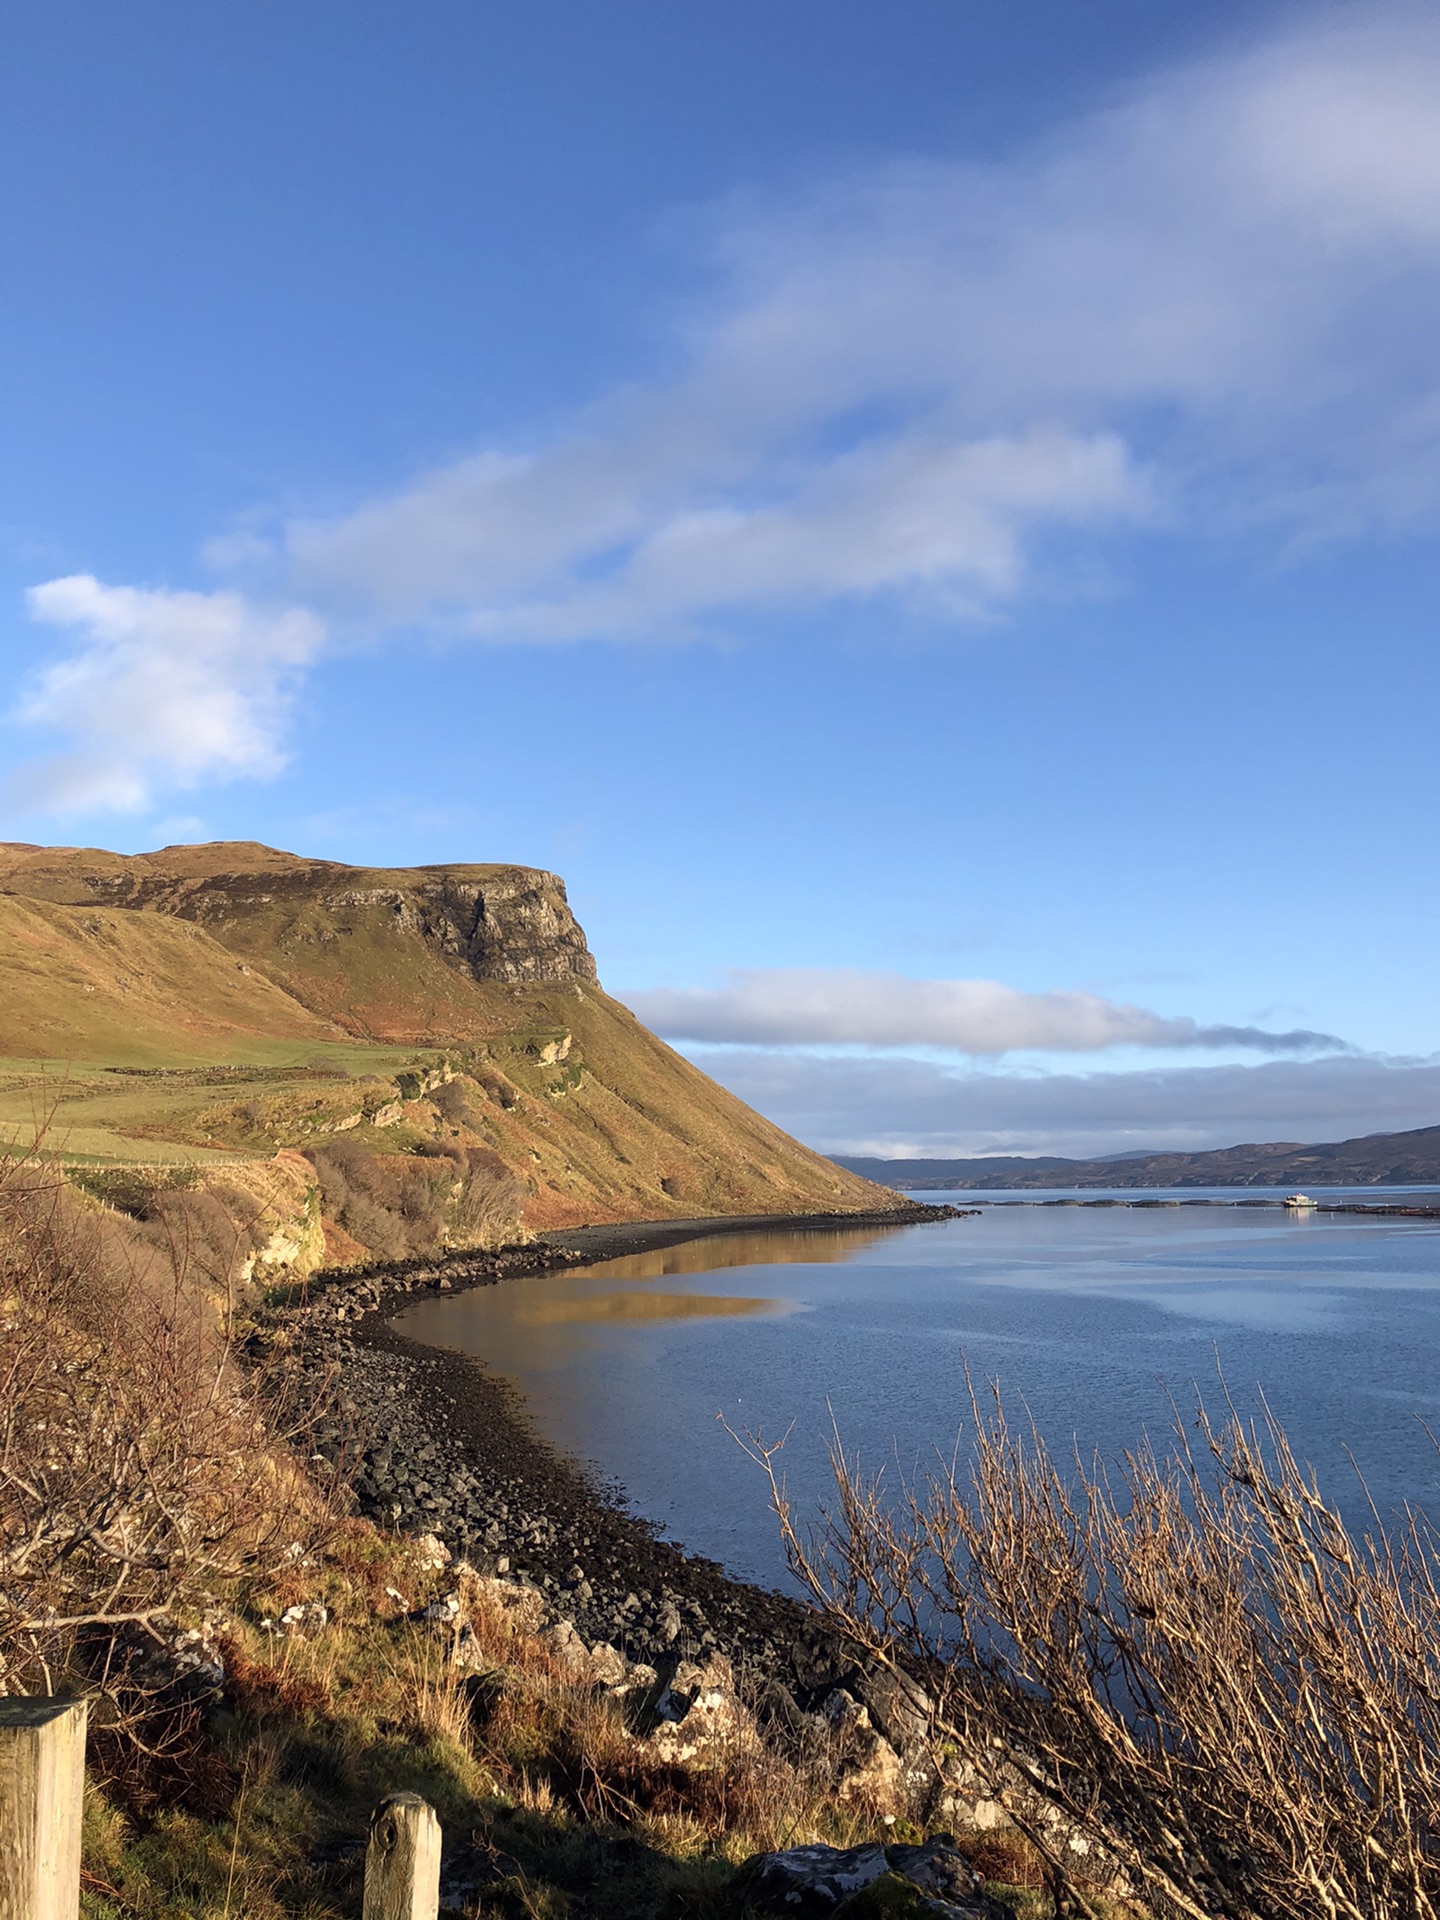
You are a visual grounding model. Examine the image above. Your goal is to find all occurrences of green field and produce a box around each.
[0,1045,443,1165]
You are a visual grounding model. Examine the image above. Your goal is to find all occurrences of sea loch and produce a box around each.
[396,1192,1440,1591]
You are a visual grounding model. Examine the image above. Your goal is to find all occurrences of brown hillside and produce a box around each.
[0,840,593,1037]
[0,841,900,1227]
[0,893,338,1063]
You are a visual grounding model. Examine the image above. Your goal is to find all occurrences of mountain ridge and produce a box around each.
[833,1123,1440,1190]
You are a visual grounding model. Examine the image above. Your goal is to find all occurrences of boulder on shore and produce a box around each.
[736,1835,1016,1916]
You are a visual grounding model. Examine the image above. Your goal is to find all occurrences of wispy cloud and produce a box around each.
[625,968,1345,1056]
[692,1049,1440,1159]
[11,576,323,814]
[275,427,1143,637]
[254,6,1440,638]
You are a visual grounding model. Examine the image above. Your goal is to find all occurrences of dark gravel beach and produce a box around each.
[266,1204,958,1704]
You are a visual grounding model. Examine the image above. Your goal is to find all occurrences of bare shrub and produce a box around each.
[137,1184,275,1299]
[65,1164,273,1300]
[414,1137,467,1166]
[0,1148,329,1750]
[745,1380,1440,1920]
[431,1077,478,1126]
[308,1137,520,1256]
[307,1140,462,1259]
[453,1146,523,1245]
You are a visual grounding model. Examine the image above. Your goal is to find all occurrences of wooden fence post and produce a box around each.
[0,1698,89,1920]
[362,1792,441,1920]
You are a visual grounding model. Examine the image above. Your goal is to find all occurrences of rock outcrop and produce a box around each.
[0,840,595,1004]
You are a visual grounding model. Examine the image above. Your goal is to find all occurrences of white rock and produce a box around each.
[741,1836,998,1916]
[641,1653,759,1767]
[471,1574,546,1633]
[450,1622,490,1672]
[585,1642,631,1689]
[169,1625,226,1691]
[821,1688,905,1812]
[278,1601,329,1638]
[542,1618,591,1677]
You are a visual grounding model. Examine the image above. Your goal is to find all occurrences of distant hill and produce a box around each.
[833,1125,1440,1190]
[0,840,904,1229]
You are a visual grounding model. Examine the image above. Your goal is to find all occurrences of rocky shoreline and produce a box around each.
[261,1203,963,1721]
[249,1200,1129,1913]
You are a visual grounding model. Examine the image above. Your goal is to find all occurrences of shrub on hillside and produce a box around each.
[0,1150,328,1767]
[453,1144,524,1242]
[430,1075,478,1125]
[307,1135,522,1259]
[748,1379,1440,1920]
[67,1165,277,1299]
[306,1139,448,1260]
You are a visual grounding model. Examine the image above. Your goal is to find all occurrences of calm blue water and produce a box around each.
[394,1191,1440,1591]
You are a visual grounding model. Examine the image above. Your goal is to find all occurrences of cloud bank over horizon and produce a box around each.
[625,968,1345,1057]
[624,966,1396,1156]
[690,1049,1440,1161]
[11,5,1440,818]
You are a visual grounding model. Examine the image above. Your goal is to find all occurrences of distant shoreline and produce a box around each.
[833,1121,1440,1192]
[962,1192,1440,1218]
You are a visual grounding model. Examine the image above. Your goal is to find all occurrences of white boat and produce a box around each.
[1282,1192,1317,1209]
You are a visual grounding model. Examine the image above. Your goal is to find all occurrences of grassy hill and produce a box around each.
[0,839,595,1038]
[0,840,900,1236]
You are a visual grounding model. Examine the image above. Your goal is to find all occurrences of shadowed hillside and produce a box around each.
[0,840,901,1232]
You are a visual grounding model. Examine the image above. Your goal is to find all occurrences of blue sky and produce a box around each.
[4,0,1440,1157]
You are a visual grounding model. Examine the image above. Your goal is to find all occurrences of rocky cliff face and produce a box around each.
[0,842,595,989]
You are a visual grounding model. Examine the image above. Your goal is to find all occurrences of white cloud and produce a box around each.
[279,425,1144,638]
[691,1049,1440,1159]
[242,5,1440,639]
[625,968,1344,1056]
[12,576,324,814]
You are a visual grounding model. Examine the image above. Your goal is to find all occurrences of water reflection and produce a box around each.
[392,1223,910,1361]
[562,1222,914,1281]
[393,1253,804,1379]
[494,1289,776,1327]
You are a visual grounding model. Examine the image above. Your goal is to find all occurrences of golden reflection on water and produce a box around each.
[390,1221,910,1368]
[565,1222,911,1284]
[503,1289,773,1326]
